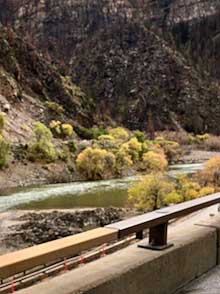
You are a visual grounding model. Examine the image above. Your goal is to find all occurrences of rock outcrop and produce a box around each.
[0,0,220,133]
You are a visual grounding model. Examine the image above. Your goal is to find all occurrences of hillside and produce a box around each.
[0,0,220,134]
[0,26,93,142]
[71,21,220,133]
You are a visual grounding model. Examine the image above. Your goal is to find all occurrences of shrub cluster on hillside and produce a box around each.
[27,122,56,163]
[0,113,9,169]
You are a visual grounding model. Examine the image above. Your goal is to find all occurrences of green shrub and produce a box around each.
[133,130,145,143]
[76,147,116,180]
[108,127,129,141]
[141,151,168,172]
[128,174,174,211]
[33,122,53,141]
[67,141,77,154]
[45,101,64,115]
[57,146,70,162]
[75,126,107,140]
[0,135,9,169]
[0,113,5,134]
[27,122,56,163]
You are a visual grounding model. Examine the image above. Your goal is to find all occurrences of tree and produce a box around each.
[128,174,174,211]
[76,147,116,180]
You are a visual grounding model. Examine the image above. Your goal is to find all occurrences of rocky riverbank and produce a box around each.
[0,149,219,192]
[178,149,220,164]
[0,208,135,254]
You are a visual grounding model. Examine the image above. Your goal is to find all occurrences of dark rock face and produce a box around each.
[0,0,135,62]
[5,208,126,248]
[0,27,93,124]
[0,0,220,133]
[71,22,220,133]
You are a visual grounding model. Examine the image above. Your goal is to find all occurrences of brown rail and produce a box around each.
[0,193,220,280]
[107,193,220,249]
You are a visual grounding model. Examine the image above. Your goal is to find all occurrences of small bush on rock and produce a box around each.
[50,121,75,138]
[133,130,145,143]
[0,135,9,169]
[0,113,5,134]
[27,122,56,163]
[45,101,64,115]
[75,126,107,140]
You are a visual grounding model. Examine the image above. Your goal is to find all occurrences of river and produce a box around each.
[0,163,203,211]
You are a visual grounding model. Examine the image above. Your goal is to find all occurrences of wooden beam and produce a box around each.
[0,228,118,279]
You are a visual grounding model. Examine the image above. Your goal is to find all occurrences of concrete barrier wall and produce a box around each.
[16,216,220,294]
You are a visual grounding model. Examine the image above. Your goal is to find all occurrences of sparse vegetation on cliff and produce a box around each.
[27,122,56,163]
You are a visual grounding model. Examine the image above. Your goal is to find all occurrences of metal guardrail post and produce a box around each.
[138,222,173,250]
[136,231,144,240]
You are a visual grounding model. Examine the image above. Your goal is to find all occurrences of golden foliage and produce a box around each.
[128,174,214,210]
[195,133,210,142]
[141,151,168,172]
[61,124,74,137]
[197,157,220,188]
[76,147,116,180]
[108,127,129,141]
[120,137,142,162]
[50,120,75,138]
[128,174,174,211]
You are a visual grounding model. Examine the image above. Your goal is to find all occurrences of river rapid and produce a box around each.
[0,163,203,212]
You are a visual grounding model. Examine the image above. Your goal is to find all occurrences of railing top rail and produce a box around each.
[0,193,220,280]
[106,193,220,238]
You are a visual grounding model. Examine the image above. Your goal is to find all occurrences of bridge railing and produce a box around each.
[0,193,220,280]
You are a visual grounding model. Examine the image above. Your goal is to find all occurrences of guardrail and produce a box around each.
[0,193,220,282]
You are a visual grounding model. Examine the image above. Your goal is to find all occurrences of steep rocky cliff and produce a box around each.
[0,0,220,134]
[71,21,220,133]
[0,26,93,142]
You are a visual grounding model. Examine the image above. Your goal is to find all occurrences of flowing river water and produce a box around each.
[0,163,203,212]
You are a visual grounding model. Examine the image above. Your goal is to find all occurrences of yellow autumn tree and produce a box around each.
[128,174,175,211]
[76,147,116,180]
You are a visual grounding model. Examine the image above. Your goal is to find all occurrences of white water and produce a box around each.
[0,163,203,212]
